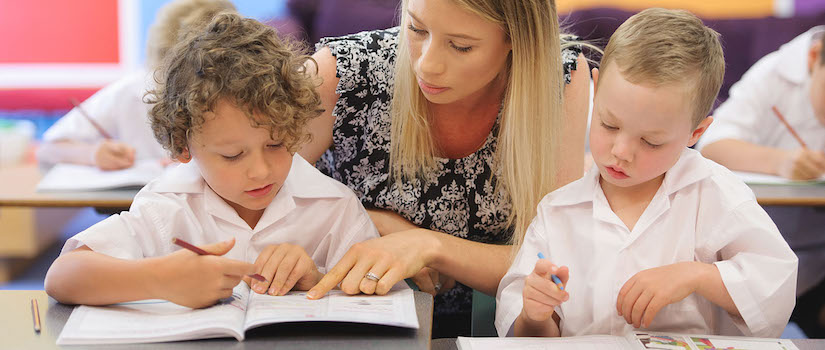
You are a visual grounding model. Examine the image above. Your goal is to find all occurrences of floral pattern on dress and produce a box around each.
[316,27,581,317]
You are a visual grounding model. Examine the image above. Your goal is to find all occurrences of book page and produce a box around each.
[37,159,164,192]
[734,171,825,186]
[456,335,632,350]
[56,284,250,345]
[244,288,419,330]
[631,332,800,350]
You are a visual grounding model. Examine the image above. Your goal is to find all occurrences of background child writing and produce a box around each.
[45,13,380,308]
[496,8,797,338]
[697,26,825,338]
[37,0,236,170]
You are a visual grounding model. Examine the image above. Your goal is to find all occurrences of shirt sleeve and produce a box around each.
[495,209,549,337]
[700,200,798,337]
[59,190,175,260]
[696,56,779,150]
[42,75,139,143]
[321,193,380,272]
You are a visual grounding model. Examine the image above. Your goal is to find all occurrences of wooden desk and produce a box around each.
[431,337,825,350]
[0,164,137,282]
[0,290,433,349]
[0,164,137,208]
[750,184,825,206]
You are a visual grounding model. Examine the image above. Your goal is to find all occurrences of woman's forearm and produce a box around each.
[423,229,511,296]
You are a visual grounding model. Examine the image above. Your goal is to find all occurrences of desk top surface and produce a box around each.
[0,165,137,208]
[0,290,433,350]
[1,164,823,208]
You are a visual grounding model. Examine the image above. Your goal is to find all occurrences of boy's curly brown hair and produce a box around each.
[147,12,322,158]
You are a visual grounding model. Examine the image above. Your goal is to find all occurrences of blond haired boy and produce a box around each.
[496,8,797,338]
[45,13,380,308]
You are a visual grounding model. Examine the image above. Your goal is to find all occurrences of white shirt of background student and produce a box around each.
[496,149,798,338]
[39,70,168,170]
[698,26,825,180]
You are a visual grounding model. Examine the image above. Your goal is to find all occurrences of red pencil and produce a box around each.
[69,98,113,140]
[771,106,808,149]
[172,238,266,282]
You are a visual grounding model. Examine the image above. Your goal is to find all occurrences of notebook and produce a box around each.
[36,160,165,192]
[456,332,799,350]
[57,283,419,345]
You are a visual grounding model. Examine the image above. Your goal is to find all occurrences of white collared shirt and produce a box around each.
[697,26,825,151]
[496,149,797,338]
[61,153,379,273]
[43,70,167,161]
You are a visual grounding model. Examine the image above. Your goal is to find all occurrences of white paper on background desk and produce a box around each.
[36,160,165,192]
[57,283,418,345]
[734,171,825,185]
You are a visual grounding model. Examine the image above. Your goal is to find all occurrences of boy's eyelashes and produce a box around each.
[219,144,283,161]
[600,121,662,148]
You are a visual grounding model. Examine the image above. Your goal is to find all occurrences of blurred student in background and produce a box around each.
[37,0,236,170]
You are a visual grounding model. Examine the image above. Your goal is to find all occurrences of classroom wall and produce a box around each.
[0,0,285,111]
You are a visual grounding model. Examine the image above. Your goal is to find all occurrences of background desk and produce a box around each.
[0,290,433,349]
[0,164,137,283]
[431,337,825,350]
[750,184,825,207]
[0,164,137,208]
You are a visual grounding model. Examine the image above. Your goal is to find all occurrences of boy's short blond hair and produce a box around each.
[147,13,322,158]
[600,8,725,127]
[146,0,237,68]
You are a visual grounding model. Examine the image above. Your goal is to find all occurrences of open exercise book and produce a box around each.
[57,283,418,345]
[457,332,799,350]
[36,160,165,192]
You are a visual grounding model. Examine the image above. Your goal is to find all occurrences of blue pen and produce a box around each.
[537,252,564,291]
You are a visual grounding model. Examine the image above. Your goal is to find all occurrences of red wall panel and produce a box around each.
[0,1,119,63]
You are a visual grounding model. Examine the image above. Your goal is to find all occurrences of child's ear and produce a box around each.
[809,41,822,74]
[176,148,192,163]
[688,116,714,147]
[591,67,600,94]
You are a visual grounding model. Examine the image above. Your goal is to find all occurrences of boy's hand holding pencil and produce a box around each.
[522,253,569,323]
[156,238,258,309]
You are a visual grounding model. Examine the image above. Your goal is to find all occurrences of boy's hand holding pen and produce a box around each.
[153,238,258,309]
[521,252,569,323]
[772,106,825,180]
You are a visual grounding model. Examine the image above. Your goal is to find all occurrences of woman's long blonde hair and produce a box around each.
[389,0,571,250]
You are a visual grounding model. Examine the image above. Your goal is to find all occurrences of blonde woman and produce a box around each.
[300,0,590,337]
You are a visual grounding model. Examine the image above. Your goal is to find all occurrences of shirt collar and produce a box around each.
[150,153,351,231]
[546,148,713,208]
[777,26,825,84]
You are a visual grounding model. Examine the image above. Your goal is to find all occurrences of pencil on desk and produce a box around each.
[69,98,113,140]
[31,298,41,333]
[771,106,808,149]
[172,238,267,282]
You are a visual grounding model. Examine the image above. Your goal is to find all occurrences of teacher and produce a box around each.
[300,0,590,337]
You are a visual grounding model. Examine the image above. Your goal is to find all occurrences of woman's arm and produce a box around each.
[299,46,339,165]
[307,225,510,299]
[555,54,590,187]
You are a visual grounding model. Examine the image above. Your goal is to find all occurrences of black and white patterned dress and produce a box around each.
[316,27,581,336]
